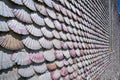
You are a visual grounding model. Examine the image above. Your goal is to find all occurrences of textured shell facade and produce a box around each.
[0,0,110,80]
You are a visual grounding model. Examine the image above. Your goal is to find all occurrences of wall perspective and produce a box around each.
[0,0,111,80]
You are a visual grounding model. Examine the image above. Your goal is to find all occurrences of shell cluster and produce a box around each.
[0,0,110,80]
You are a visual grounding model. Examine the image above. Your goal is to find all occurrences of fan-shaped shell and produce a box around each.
[67,66,74,73]
[63,50,70,59]
[47,62,57,70]
[43,49,55,62]
[59,32,67,40]
[33,63,47,73]
[12,51,31,65]
[52,2,60,12]
[22,35,41,50]
[7,19,29,35]
[35,3,48,16]
[60,67,68,76]
[66,41,74,49]
[46,8,57,19]
[51,70,61,80]
[0,20,9,32]
[55,60,64,68]
[39,72,52,80]
[56,13,64,22]
[31,13,45,26]
[27,75,39,80]
[67,26,73,34]
[59,6,67,16]
[52,30,60,39]
[68,58,73,65]
[44,18,55,29]
[0,1,14,17]
[11,0,23,5]
[52,39,61,49]
[26,25,43,37]
[66,33,72,41]
[18,65,35,77]
[39,37,53,49]
[13,9,32,23]
[29,51,45,63]
[43,0,53,8]
[23,0,36,11]
[53,20,62,31]
[70,19,75,27]
[62,24,68,32]
[61,42,68,49]
[0,51,14,70]
[64,17,70,25]
[0,33,24,50]
[41,27,53,38]
[54,50,64,60]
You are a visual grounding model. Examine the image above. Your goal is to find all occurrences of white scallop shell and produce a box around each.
[63,50,70,59]
[67,26,73,34]
[44,18,55,29]
[43,49,55,62]
[61,24,68,32]
[18,65,35,77]
[0,51,14,70]
[0,20,9,32]
[66,41,73,49]
[64,17,70,25]
[0,68,20,80]
[23,0,36,11]
[55,60,64,68]
[52,30,60,39]
[56,13,64,22]
[66,33,72,41]
[59,32,67,40]
[70,19,75,27]
[22,35,41,50]
[43,0,53,8]
[53,20,62,31]
[39,72,52,80]
[31,13,45,26]
[52,1,60,12]
[52,39,61,49]
[26,25,43,37]
[13,9,32,23]
[67,66,74,73]
[7,19,29,35]
[41,27,53,38]
[33,63,47,73]
[27,75,39,80]
[11,0,23,5]
[39,37,53,49]
[12,51,31,65]
[46,8,57,19]
[51,70,61,80]
[0,1,14,17]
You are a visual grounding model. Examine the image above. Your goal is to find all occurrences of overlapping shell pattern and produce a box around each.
[0,0,110,80]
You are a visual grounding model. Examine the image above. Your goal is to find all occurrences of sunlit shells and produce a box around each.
[56,13,64,22]
[7,19,28,35]
[39,72,52,80]
[35,3,48,16]
[60,67,68,76]
[41,27,53,38]
[62,24,68,32]
[51,70,61,80]
[13,9,32,23]
[52,39,61,49]
[11,0,23,5]
[18,65,35,77]
[12,51,31,65]
[52,30,60,39]
[59,32,67,40]
[0,20,9,32]
[54,50,64,60]
[64,17,70,25]
[23,0,36,11]
[53,20,62,31]
[66,33,72,41]
[31,13,45,26]
[63,50,70,59]
[44,18,55,29]
[39,37,53,49]
[0,1,14,17]
[29,51,45,63]
[0,33,24,50]
[47,62,57,70]
[22,35,41,50]
[27,75,39,80]
[43,49,55,62]
[46,8,57,19]
[0,51,14,70]
[26,25,43,37]
[52,2,60,12]
[33,63,47,73]
[43,0,53,8]
[55,60,64,68]
[66,41,74,49]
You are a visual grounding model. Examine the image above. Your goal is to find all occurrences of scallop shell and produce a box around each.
[39,72,52,80]
[13,9,32,23]
[29,51,45,63]
[0,68,20,80]
[43,0,53,8]
[59,6,67,16]
[0,20,9,32]
[44,18,55,29]
[59,32,67,40]
[64,17,70,25]
[66,41,73,49]
[18,65,35,77]
[60,67,68,76]
[52,30,60,39]
[43,49,55,62]
[27,75,39,80]
[12,51,31,65]
[26,25,43,37]
[0,1,14,17]
[23,0,36,11]
[56,13,64,22]
[61,42,68,49]
[59,0,65,6]
[31,13,45,26]
[69,49,76,57]
[41,27,53,38]
[33,63,47,73]
[55,60,64,68]
[66,10,72,18]
[52,39,61,49]
[39,37,53,49]
[35,3,48,16]
[64,0,71,9]
[68,58,73,65]
[63,50,70,59]
[51,70,61,80]
[73,28,78,35]
[67,26,73,34]
[0,51,14,70]
[22,35,41,50]
[52,2,60,12]
[53,20,62,31]
[73,42,78,49]
[46,8,57,19]
[54,50,64,60]
[47,62,57,70]
[66,33,72,41]
[11,0,23,5]
[61,24,68,32]
[0,33,24,50]
[70,19,75,27]
[67,66,74,73]
[71,34,76,41]
[63,59,69,66]
[7,19,29,35]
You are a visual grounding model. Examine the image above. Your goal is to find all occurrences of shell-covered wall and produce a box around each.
[0,0,111,80]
